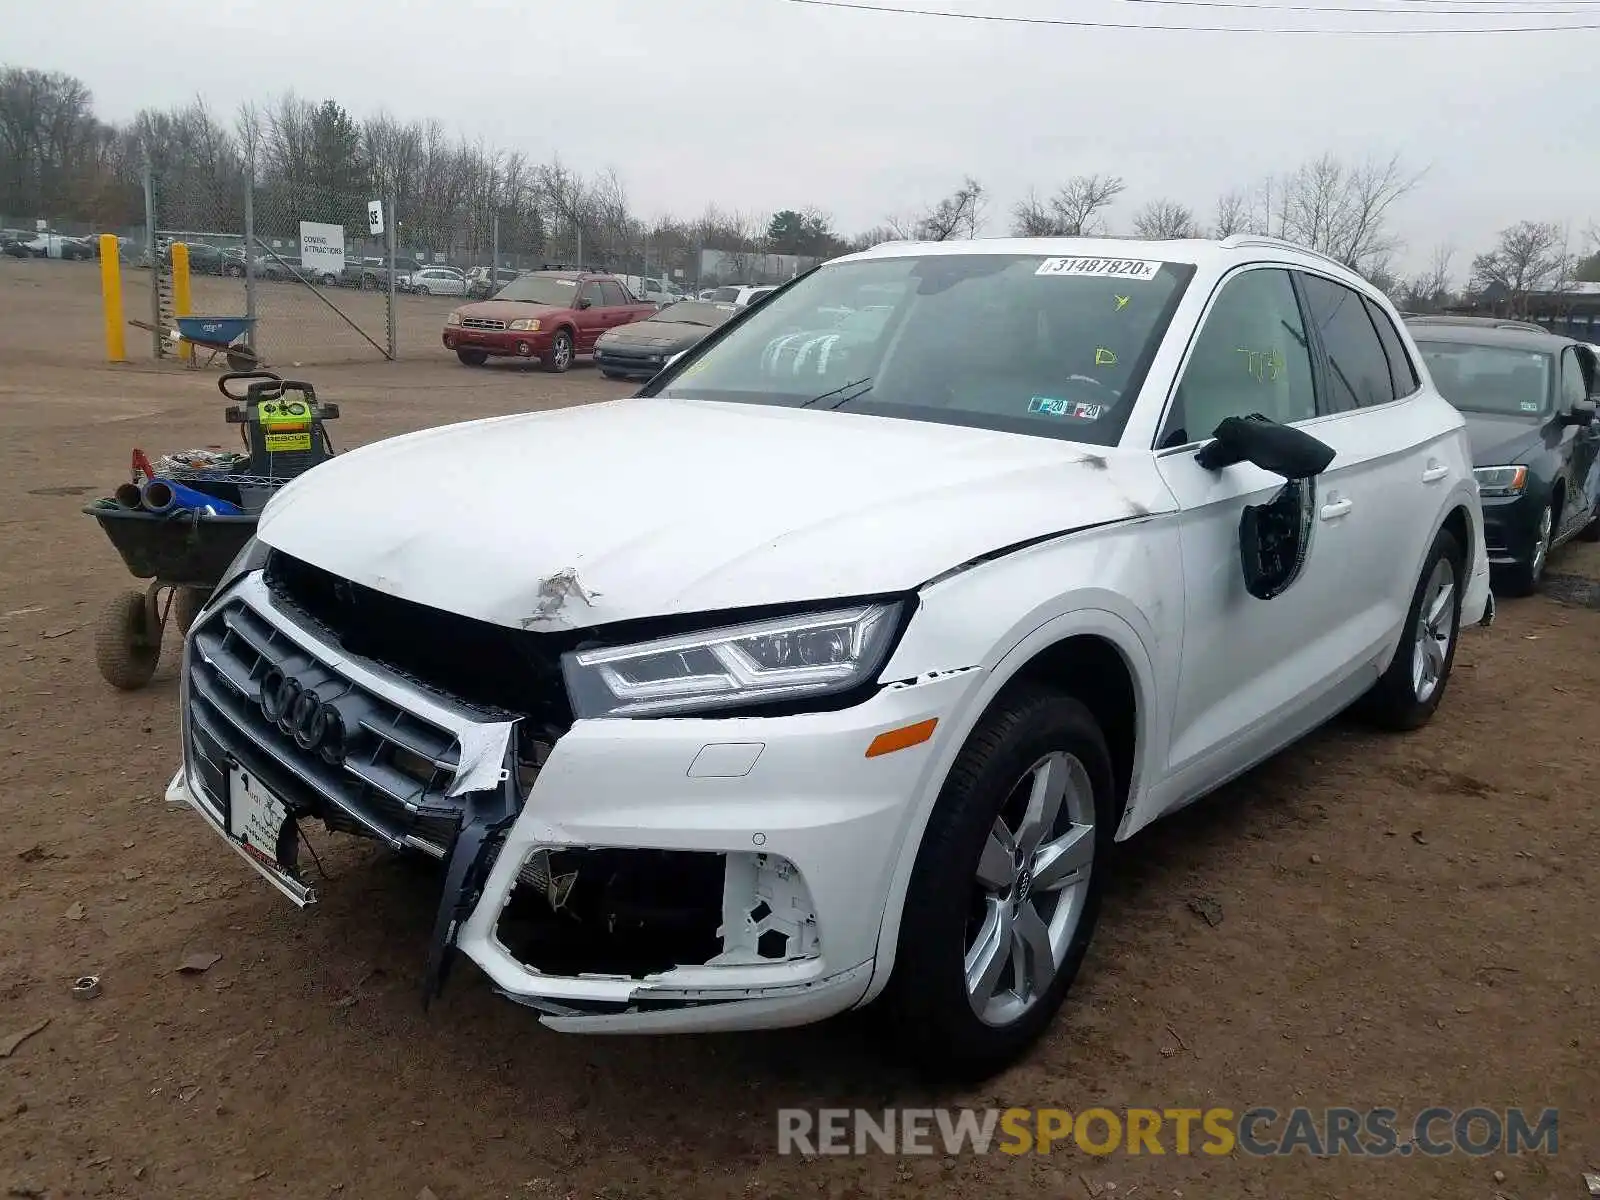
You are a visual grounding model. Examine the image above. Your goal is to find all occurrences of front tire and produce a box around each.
[414,285,429,296]
[456,349,488,367]
[541,330,574,373]
[880,687,1112,1081]
[1499,503,1552,597]
[1358,525,1464,730]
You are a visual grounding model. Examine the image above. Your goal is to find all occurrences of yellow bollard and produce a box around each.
[171,242,193,362]
[98,234,127,363]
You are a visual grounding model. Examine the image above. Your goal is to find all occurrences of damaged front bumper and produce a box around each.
[171,571,982,1033]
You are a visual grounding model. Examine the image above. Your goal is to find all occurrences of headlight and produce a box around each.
[201,536,269,614]
[445,311,462,326]
[1474,465,1527,496]
[509,318,541,331]
[562,602,903,718]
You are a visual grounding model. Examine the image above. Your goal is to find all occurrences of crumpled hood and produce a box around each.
[257,398,1172,631]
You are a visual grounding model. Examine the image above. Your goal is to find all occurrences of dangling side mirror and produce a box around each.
[1197,415,1335,601]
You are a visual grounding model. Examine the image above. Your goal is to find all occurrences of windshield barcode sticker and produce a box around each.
[1036,257,1162,281]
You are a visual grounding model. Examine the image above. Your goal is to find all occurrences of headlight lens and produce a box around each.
[446,311,462,326]
[509,318,541,331]
[1474,465,1527,496]
[562,602,902,718]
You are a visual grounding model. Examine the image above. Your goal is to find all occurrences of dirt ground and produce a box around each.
[1,255,1596,1200]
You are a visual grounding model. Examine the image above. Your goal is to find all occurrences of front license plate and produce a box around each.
[227,767,314,903]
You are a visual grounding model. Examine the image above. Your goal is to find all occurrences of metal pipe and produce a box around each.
[144,163,161,359]
[243,169,257,351]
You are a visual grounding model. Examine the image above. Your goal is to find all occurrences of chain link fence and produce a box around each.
[143,164,396,367]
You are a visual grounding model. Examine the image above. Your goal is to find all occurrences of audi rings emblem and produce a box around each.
[258,666,346,765]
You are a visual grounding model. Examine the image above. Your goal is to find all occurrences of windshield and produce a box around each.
[654,300,736,327]
[1415,341,1553,418]
[708,287,740,302]
[651,253,1195,445]
[493,274,580,304]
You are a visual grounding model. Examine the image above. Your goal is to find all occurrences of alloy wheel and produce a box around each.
[1410,555,1457,703]
[1530,506,1553,580]
[965,751,1096,1027]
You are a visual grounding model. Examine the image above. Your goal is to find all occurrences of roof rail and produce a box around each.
[1219,234,1349,272]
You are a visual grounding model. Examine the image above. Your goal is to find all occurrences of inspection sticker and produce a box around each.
[1036,256,1162,281]
[1029,397,1104,419]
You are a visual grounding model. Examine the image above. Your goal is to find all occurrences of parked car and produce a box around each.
[1407,314,1548,334]
[165,242,244,276]
[620,275,684,305]
[404,266,467,297]
[340,256,421,290]
[14,231,94,260]
[441,269,658,370]
[0,231,34,259]
[167,235,1493,1079]
[253,253,312,282]
[594,299,737,380]
[702,284,778,307]
[1409,324,1600,594]
[466,266,521,299]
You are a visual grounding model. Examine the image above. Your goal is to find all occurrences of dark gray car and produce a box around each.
[593,299,738,381]
[1409,324,1600,594]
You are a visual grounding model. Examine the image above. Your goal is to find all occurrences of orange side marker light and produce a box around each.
[865,718,938,758]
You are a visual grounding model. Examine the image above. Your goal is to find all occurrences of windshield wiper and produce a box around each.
[798,377,873,409]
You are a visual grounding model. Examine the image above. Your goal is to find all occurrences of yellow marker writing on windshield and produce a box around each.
[1114,295,1130,311]
[1095,347,1118,367]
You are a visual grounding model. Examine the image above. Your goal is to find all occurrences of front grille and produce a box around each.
[264,552,575,733]
[186,598,478,848]
[461,317,506,331]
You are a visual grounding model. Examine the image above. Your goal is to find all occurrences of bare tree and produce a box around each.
[1273,152,1423,271]
[1211,190,1250,238]
[899,176,985,242]
[1399,243,1456,312]
[1131,199,1199,240]
[1470,220,1572,313]
[1051,174,1126,236]
[1010,189,1065,237]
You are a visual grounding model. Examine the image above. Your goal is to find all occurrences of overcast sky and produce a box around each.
[8,0,1598,275]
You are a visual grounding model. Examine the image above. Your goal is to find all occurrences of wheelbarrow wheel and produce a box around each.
[226,346,259,372]
[95,589,160,691]
[173,587,209,638]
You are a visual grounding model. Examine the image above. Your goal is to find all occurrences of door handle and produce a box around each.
[1319,498,1353,521]
[1421,462,1450,483]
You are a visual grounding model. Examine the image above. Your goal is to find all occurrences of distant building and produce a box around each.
[1447,280,1600,340]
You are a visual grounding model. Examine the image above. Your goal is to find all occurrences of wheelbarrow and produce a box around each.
[83,494,262,689]
[127,315,261,371]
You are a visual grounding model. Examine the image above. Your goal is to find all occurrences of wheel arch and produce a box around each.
[860,608,1157,1006]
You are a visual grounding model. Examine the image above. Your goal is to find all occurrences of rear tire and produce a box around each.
[456,349,488,367]
[879,687,1113,1082]
[95,589,161,691]
[1358,526,1464,731]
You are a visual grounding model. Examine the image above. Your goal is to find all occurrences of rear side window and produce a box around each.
[1363,297,1420,397]
[599,281,629,307]
[1298,274,1395,411]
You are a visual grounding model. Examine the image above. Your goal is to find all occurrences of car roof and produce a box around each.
[833,234,1372,289]
[1405,324,1570,353]
[1405,314,1546,333]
